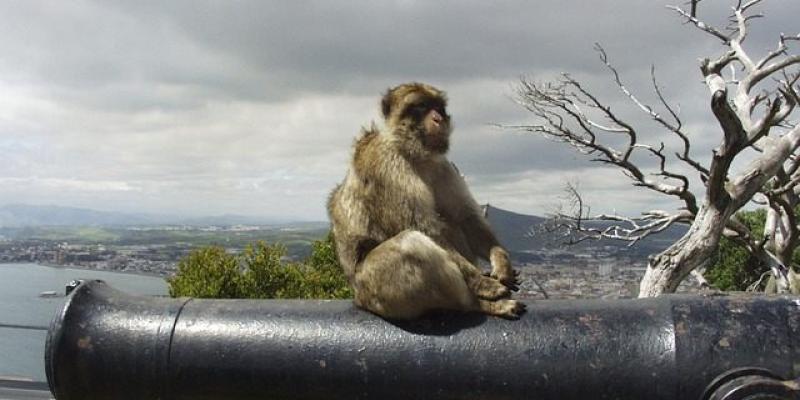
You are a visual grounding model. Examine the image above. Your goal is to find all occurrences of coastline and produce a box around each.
[40,262,170,279]
[0,261,170,280]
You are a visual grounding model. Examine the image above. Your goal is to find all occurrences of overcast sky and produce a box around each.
[1,1,798,221]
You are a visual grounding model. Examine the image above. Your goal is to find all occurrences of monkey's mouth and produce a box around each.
[423,130,450,153]
[426,124,442,136]
[424,119,449,137]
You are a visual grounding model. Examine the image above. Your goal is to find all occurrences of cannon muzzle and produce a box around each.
[46,280,800,399]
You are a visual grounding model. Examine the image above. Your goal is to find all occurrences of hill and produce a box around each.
[483,204,546,251]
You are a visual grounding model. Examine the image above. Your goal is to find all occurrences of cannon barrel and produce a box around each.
[46,280,800,400]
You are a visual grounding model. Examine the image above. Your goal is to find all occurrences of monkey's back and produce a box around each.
[327,128,385,278]
[327,128,440,278]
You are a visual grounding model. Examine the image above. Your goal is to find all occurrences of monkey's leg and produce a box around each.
[353,230,479,320]
[446,250,510,301]
[445,251,524,318]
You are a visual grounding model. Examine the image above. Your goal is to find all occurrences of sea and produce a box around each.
[0,263,168,382]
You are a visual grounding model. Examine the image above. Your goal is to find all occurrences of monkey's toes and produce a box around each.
[494,299,526,320]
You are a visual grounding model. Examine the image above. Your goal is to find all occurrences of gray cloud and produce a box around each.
[0,0,798,220]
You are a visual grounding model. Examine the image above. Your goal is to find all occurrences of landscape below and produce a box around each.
[0,203,700,299]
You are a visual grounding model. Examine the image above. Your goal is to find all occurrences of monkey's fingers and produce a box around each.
[491,272,520,292]
[507,269,522,291]
[500,274,519,292]
[506,281,520,292]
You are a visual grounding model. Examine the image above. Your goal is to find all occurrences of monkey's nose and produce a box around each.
[431,111,444,124]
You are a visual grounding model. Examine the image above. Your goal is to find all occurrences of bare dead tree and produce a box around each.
[758,144,800,292]
[512,0,800,297]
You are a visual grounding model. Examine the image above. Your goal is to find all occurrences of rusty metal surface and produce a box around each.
[45,280,800,400]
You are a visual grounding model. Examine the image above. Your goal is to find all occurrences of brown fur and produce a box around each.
[327,82,523,319]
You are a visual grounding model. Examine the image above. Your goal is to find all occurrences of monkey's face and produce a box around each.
[407,98,451,154]
[383,83,452,154]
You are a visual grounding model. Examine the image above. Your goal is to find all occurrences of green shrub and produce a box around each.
[167,246,242,298]
[167,234,352,299]
[703,209,800,291]
[301,233,353,299]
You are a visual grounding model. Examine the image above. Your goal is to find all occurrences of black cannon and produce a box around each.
[46,280,800,400]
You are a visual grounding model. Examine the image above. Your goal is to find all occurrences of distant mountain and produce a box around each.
[483,204,546,251]
[0,204,158,227]
[0,204,303,228]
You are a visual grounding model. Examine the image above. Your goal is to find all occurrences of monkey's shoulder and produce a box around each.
[355,123,380,147]
[326,182,343,209]
[352,129,406,177]
[352,126,379,165]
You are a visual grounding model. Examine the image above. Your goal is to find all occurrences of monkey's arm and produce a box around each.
[460,212,519,291]
[447,165,519,290]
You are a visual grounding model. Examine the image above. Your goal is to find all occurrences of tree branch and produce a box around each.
[546,183,694,246]
[730,125,800,206]
[667,5,730,44]
[650,66,711,180]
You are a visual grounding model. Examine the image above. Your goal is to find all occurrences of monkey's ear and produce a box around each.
[381,90,393,119]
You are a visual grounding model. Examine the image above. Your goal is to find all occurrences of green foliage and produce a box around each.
[705,209,768,291]
[239,242,306,298]
[167,234,352,299]
[167,246,242,298]
[301,233,353,299]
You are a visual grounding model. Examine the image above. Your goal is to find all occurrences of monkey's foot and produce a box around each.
[479,299,526,320]
[473,276,510,300]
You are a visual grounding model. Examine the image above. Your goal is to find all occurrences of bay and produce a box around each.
[0,263,168,382]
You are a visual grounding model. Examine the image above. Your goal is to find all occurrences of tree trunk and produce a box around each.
[764,208,796,293]
[638,204,730,297]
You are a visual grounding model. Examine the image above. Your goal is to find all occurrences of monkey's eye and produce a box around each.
[405,104,428,118]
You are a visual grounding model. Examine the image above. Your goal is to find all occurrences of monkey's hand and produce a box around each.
[489,246,519,291]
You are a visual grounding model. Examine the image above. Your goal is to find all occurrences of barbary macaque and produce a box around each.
[327,82,524,319]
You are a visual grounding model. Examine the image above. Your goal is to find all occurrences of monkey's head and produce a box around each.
[381,82,452,156]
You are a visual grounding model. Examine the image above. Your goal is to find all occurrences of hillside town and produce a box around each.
[0,239,183,276]
[0,235,702,299]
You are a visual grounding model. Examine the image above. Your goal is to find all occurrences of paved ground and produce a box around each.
[0,380,51,400]
[0,387,53,400]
